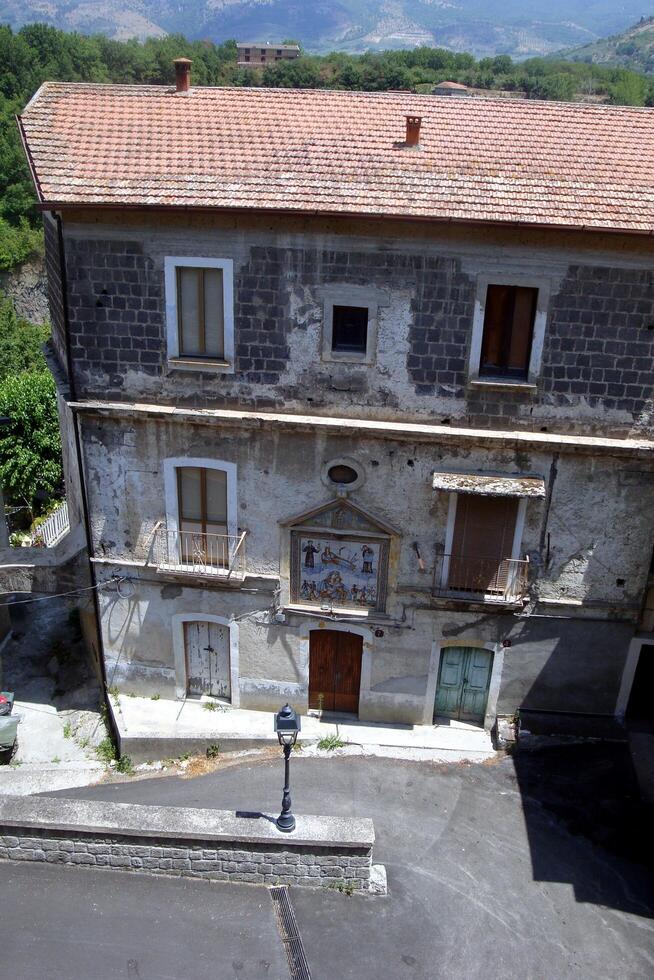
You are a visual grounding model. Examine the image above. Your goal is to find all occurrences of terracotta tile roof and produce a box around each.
[17,82,654,233]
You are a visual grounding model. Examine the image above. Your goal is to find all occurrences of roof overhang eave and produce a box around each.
[15,114,45,206]
[29,197,654,239]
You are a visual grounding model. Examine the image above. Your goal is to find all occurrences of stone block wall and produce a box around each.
[64,237,164,400]
[0,833,372,889]
[0,797,378,893]
[542,264,654,419]
[56,225,654,432]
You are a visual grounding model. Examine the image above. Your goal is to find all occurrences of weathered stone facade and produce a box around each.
[53,216,654,436]
[38,206,654,738]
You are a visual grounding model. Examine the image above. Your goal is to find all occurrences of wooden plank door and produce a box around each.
[308,631,363,714]
[308,631,337,710]
[334,633,363,714]
[434,647,467,718]
[184,621,231,700]
[459,648,493,723]
[448,495,518,594]
[434,646,493,725]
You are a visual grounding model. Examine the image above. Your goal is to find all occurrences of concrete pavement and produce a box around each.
[0,862,288,980]
[31,742,654,980]
[114,693,496,763]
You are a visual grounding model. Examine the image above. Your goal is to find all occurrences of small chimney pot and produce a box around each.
[174,57,192,94]
[405,115,422,147]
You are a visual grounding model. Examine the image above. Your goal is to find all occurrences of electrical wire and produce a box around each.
[0,576,127,607]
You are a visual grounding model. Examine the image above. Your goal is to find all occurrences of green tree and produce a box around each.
[610,70,647,105]
[0,370,62,515]
[0,218,43,271]
[0,292,49,379]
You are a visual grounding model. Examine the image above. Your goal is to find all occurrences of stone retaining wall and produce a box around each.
[0,796,379,893]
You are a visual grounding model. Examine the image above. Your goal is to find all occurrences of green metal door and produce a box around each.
[434,646,493,725]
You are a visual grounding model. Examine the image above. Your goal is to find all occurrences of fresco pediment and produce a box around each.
[280,497,398,537]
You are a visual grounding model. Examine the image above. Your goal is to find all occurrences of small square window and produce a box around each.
[332,305,368,354]
[480,284,538,380]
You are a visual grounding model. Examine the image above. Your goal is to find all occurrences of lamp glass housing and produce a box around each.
[274,703,300,747]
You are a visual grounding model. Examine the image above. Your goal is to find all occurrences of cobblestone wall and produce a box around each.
[0,830,373,891]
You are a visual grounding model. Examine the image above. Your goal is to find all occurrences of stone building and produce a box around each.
[17,66,654,736]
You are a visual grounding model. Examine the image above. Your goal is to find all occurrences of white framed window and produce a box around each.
[467,274,551,389]
[321,285,387,365]
[164,457,238,542]
[164,256,235,373]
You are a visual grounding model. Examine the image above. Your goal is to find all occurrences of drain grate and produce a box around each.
[269,886,312,980]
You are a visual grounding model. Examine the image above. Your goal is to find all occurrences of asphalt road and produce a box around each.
[1,743,652,980]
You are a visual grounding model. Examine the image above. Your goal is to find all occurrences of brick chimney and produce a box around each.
[405,115,422,147]
[174,57,192,94]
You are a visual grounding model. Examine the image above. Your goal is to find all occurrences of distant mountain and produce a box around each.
[564,15,654,73]
[2,0,654,59]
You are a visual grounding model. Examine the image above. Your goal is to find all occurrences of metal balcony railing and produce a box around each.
[432,553,529,603]
[152,527,247,577]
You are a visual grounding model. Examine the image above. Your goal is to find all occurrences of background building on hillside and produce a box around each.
[236,42,300,68]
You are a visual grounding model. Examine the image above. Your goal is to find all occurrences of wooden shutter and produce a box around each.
[449,495,518,593]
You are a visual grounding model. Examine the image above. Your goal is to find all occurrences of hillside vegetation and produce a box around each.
[566,16,654,74]
[1,0,653,60]
[3,23,654,259]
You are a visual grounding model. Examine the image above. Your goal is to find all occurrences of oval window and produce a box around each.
[327,464,359,485]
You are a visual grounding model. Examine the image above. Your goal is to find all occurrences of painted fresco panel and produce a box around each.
[290,532,389,611]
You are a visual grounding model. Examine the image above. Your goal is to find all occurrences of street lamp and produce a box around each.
[274,703,300,833]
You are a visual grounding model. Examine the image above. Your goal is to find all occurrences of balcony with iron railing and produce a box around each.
[432,552,529,604]
[151,525,248,579]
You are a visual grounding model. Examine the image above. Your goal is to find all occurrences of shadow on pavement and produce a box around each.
[512,739,654,917]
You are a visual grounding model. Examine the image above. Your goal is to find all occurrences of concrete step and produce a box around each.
[113,696,496,764]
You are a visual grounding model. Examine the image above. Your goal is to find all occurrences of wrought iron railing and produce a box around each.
[432,553,529,603]
[153,527,247,577]
[30,501,70,548]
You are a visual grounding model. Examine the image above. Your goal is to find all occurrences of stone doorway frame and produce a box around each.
[424,638,504,730]
[172,612,240,704]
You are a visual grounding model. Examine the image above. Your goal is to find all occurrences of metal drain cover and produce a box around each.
[269,885,312,980]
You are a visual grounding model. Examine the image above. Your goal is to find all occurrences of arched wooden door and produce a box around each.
[309,630,363,714]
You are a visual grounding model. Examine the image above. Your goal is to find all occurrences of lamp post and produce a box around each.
[274,703,300,833]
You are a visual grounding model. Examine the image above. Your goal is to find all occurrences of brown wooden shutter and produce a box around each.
[449,495,518,593]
